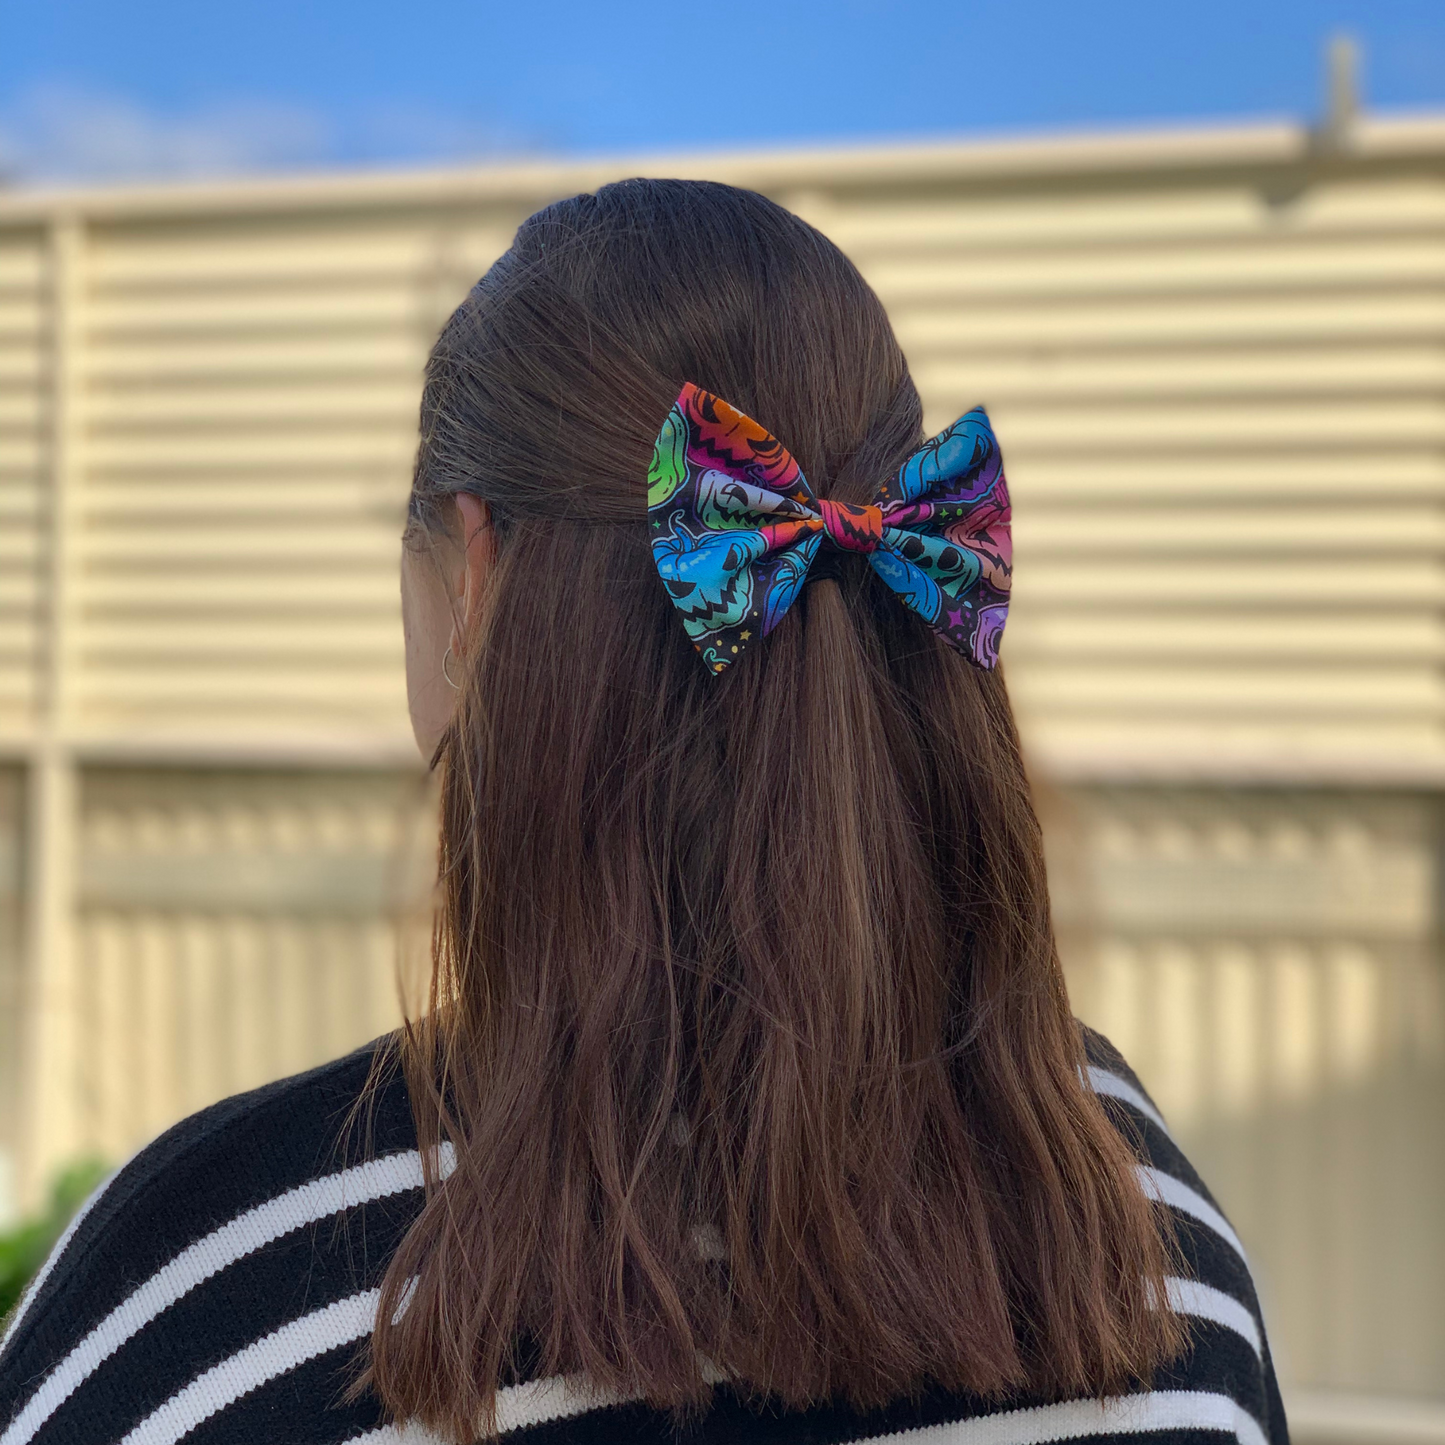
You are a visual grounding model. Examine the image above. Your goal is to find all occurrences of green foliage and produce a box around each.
[0,1157,109,1324]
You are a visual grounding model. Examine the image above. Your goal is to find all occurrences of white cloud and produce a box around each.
[351,101,541,164]
[0,82,538,185]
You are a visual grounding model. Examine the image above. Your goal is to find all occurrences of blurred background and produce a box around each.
[2,1,1444,1438]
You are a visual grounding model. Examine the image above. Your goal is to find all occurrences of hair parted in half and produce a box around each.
[371,177,1184,1441]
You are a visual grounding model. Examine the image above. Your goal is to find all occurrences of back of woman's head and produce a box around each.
[376,178,1182,1439]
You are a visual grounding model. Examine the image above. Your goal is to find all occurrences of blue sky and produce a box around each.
[2,0,1444,181]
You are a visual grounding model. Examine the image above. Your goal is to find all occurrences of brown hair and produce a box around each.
[373,178,1182,1439]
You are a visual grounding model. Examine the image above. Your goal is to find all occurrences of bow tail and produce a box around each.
[757,530,823,637]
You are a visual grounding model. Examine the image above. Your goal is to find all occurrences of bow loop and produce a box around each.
[648,383,1010,673]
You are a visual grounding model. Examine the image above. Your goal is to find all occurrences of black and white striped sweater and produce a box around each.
[0,1030,1288,1445]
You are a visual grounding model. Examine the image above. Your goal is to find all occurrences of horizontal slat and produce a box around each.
[0,326,45,353]
[82,477,406,519]
[916,346,1445,403]
[1013,505,1445,554]
[986,399,1445,450]
[1008,665,1443,715]
[1005,612,1443,662]
[0,531,42,564]
[0,439,43,470]
[77,669,404,702]
[1003,454,1445,500]
[82,619,400,653]
[83,421,413,459]
[0,364,46,392]
[81,522,400,562]
[0,245,44,289]
[895,293,1445,354]
[73,575,400,607]
[86,287,451,334]
[86,335,425,381]
[817,180,1445,252]
[864,239,1445,304]
[0,486,41,521]
[85,381,418,426]
[84,431,415,468]
[90,226,511,285]
[1027,725,1445,776]
[1015,560,1444,605]
[0,579,42,607]
[0,301,45,333]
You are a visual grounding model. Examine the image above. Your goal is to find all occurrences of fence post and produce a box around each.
[21,211,86,1210]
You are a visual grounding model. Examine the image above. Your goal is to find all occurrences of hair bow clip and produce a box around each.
[646,383,1011,673]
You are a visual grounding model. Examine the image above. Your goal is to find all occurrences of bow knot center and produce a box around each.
[818,499,884,554]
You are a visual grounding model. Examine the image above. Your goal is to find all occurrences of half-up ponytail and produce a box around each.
[372,177,1184,1441]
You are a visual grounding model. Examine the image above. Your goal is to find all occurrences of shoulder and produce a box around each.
[0,1038,422,1444]
[1079,1022,1233,1228]
[1079,1020,1250,1283]
[1079,1023,1290,1445]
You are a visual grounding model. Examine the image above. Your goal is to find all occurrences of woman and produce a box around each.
[0,179,1286,1445]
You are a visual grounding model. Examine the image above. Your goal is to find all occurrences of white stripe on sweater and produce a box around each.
[862,1391,1268,1445]
[1137,1167,1248,1265]
[1164,1278,1262,1360]
[495,1375,636,1433]
[1,1146,454,1445]
[116,1290,380,1445]
[350,1376,629,1445]
[0,1170,116,1357]
[356,1388,1267,1445]
[1087,1068,1172,1139]
[354,1359,731,1439]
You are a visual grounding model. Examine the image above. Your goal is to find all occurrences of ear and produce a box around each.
[452,492,496,653]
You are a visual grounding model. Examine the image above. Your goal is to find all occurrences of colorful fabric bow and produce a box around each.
[647,383,1011,673]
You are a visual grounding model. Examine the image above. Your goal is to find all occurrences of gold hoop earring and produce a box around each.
[442,645,462,690]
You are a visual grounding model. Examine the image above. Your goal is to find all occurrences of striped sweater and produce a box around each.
[0,1030,1288,1445]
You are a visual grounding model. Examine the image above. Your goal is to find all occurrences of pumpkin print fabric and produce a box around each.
[647,383,1011,673]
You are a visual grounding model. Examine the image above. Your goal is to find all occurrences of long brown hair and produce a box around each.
[373,178,1182,1439]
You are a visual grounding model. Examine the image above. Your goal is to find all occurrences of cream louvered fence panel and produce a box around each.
[73,766,432,1162]
[74,217,515,744]
[1053,786,1445,1395]
[0,133,1433,767]
[801,173,1445,778]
